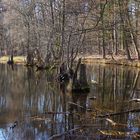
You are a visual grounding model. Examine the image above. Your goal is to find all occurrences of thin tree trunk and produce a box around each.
[126,12,140,60]
[100,2,106,59]
[61,0,66,61]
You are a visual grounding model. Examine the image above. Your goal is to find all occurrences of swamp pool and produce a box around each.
[0,64,140,140]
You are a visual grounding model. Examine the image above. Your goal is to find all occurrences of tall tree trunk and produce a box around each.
[118,0,131,60]
[112,0,118,55]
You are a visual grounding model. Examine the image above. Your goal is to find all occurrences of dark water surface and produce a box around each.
[0,64,140,140]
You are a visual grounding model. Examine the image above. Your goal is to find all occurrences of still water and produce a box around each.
[0,64,140,140]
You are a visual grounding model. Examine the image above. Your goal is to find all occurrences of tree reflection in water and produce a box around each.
[0,64,139,139]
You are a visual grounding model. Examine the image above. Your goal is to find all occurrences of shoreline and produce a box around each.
[0,55,140,68]
[0,56,26,64]
[82,55,140,68]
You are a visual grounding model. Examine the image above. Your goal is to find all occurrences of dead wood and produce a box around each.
[97,108,140,118]
[48,127,81,140]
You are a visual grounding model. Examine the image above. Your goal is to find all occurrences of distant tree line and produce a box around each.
[0,0,140,66]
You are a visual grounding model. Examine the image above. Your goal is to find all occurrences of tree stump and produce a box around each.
[72,63,90,93]
[79,64,88,87]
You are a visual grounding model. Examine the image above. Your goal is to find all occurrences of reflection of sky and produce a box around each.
[35,132,49,140]
[38,95,45,113]
[129,3,137,14]
[0,64,140,139]
[34,3,43,21]
[0,127,50,140]
[127,113,139,132]
[21,0,32,7]
[0,129,6,140]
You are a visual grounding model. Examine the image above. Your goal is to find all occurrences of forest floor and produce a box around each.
[0,55,140,68]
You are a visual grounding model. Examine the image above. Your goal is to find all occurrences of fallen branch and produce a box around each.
[45,112,71,114]
[98,129,140,139]
[106,118,127,127]
[68,102,85,109]
[97,108,140,118]
[68,102,93,112]
[129,99,140,102]
[65,134,106,139]
[48,127,81,140]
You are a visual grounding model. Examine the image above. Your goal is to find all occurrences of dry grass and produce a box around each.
[82,55,140,68]
[0,56,26,64]
[1,55,140,68]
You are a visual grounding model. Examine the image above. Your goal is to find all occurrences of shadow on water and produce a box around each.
[0,64,140,139]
